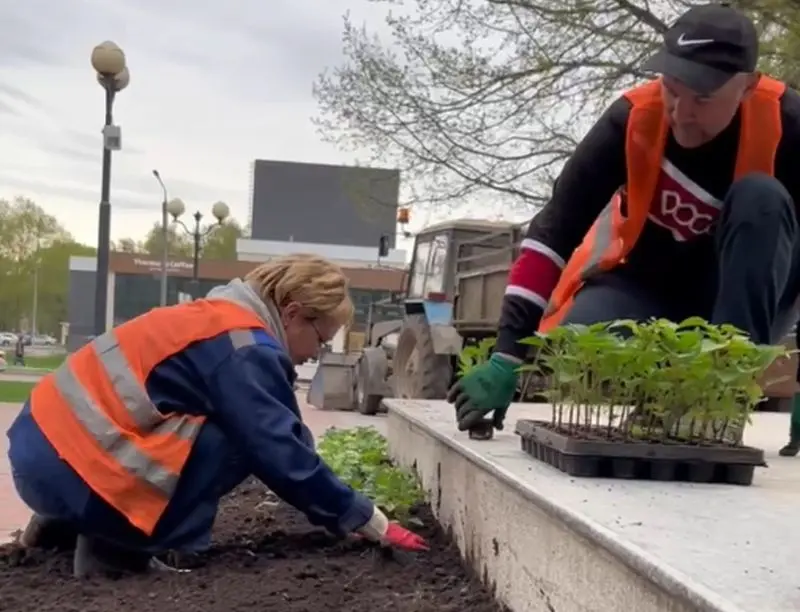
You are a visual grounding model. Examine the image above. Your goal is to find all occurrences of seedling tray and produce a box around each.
[514,419,766,485]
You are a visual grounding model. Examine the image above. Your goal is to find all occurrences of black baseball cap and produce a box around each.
[642,4,758,95]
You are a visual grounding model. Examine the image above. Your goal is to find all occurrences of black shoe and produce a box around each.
[779,441,800,457]
[19,514,78,550]
[73,535,188,578]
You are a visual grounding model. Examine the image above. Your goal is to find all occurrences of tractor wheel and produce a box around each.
[355,348,388,415]
[392,315,453,399]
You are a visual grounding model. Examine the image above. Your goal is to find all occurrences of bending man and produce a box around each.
[448,4,800,441]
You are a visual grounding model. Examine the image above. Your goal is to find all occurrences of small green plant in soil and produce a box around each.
[317,426,425,524]
[457,337,496,377]
[509,317,791,446]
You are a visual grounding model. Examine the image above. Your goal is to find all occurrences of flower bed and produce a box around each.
[0,428,507,612]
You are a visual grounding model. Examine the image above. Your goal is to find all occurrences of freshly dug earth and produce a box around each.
[0,479,506,612]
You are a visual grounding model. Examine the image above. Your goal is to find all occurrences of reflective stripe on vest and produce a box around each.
[30,298,269,535]
[539,76,786,332]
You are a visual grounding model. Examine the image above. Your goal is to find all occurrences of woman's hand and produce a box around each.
[356,506,429,551]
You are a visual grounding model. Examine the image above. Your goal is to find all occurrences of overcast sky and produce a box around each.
[0,0,392,246]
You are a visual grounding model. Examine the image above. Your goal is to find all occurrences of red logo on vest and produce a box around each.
[648,159,722,242]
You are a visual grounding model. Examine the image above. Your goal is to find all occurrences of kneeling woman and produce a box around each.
[7,254,426,577]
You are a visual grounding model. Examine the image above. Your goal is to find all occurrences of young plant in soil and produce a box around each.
[512,317,790,446]
[317,426,425,524]
[457,337,496,377]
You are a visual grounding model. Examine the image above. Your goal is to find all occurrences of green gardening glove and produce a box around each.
[446,353,519,432]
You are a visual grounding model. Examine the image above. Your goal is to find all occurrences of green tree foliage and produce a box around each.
[0,196,245,334]
[314,0,800,212]
[113,210,247,262]
[140,222,193,258]
[0,197,95,333]
[134,216,246,261]
[112,237,140,253]
[201,218,246,261]
[754,1,800,88]
[34,238,96,334]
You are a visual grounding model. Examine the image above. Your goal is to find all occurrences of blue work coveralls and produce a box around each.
[6,280,374,554]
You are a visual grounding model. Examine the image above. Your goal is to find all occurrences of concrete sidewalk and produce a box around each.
[0,373,44,383]
[0,398,385,543]
[0,403,28,542]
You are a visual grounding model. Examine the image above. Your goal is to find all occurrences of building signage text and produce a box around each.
[132,258,193,271]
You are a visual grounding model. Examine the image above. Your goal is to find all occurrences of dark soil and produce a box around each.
[0,479,506,612]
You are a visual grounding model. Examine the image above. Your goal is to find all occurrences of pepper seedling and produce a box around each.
[457,337,496,377]
[317,426,425,524]
[506,317,792,445]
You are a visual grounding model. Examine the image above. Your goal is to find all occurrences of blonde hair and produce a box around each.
[245,253,354,327]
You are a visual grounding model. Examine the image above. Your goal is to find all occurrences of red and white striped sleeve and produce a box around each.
[505,238,565,310]
[494,236,567,360]
[494,95,631,360]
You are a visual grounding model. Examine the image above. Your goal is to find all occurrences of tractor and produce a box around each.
[308,218,521,413]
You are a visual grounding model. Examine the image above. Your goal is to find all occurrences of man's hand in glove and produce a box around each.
[447,353,519,431]
[357,506,429,551]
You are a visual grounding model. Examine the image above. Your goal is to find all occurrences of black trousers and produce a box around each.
[562,173,800,356]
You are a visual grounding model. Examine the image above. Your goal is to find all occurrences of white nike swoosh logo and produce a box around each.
[677,33,714,46]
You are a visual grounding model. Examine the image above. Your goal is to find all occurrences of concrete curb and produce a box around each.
[387,400,753,612]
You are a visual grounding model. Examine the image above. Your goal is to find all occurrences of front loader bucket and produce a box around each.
[306,351,360,411]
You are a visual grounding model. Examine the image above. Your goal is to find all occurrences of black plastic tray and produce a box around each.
[514,419,766,485]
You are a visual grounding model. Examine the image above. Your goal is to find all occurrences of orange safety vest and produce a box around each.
[30,298,270,535]
[539,76,786,332]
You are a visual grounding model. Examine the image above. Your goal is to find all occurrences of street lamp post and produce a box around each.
[166,200,230,298]
[152,169,169,307]
[90,41,130,335]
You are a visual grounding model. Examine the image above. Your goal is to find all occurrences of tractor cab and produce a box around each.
[309,217,525,414]
[366,219,521,405]
[404,218,521,304]
[362,218,519,346]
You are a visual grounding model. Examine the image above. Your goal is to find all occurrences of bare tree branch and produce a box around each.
[315,0,800,215]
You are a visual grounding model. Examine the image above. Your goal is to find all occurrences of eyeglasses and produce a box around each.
[307,318,325,345]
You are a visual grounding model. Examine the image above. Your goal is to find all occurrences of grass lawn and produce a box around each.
[0,353,66,372]
[0,381,36,403]
[20,354,66,370]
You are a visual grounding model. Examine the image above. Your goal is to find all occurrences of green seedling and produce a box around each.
[457,317,792,446]
[317,426,425,524]
[457,337,496,377]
